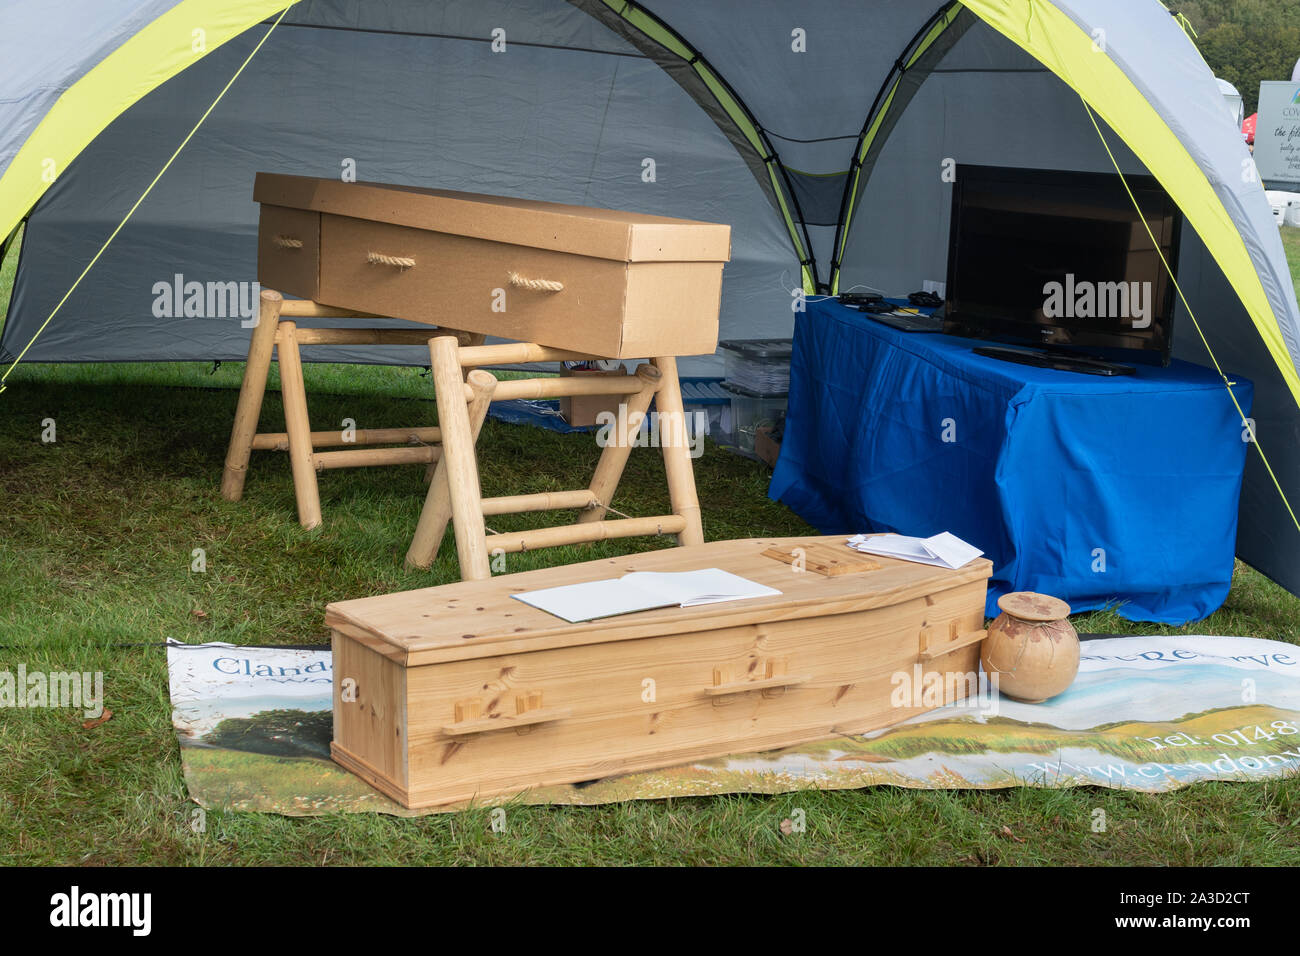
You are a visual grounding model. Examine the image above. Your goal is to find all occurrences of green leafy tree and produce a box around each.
[1173,1,1300,113]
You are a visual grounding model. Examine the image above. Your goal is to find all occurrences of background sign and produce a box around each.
[1253,80,1300,184]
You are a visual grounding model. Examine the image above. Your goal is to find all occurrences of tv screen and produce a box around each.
[943,164,1181,364]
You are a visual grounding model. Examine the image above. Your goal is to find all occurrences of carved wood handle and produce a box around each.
[918,628,988,662]
[706,659,809,697]
[442,690,568,736]
[705,673,812,696]
[441,706,572,736]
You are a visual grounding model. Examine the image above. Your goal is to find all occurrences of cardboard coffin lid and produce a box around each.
[254,173,732,264]
[324,536,993,667]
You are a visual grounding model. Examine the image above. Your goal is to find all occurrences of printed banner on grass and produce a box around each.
[166,636,1300,815]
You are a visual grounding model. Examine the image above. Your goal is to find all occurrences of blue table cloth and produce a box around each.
[769,300,1254,623]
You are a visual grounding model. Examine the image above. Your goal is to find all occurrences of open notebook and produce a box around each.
[513,568,781,623]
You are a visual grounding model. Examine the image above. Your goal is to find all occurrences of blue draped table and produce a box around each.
[769,299,1253,623]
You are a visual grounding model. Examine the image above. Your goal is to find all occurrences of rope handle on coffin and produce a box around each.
[508,271,564,293]
[367,251,416,270]
[274,235,303,249]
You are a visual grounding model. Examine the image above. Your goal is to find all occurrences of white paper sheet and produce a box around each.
[847,531,983,569]
[512,568,781,623]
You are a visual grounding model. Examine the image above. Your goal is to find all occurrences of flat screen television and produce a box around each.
[942,164,1182,366]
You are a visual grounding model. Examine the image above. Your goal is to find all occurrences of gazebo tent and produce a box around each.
[1,0,1298,600]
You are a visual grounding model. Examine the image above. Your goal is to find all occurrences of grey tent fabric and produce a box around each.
[0,0,185,179]
[3,0,793,372]
[833,13,1300,599]
[1173,230,1300,600]
[838,19,1149,294]
[1049,0,1300,377]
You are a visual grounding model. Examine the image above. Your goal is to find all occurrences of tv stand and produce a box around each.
[973,345,1136,376]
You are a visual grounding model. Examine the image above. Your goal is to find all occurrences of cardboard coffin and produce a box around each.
[254,173,731,359]
[324,536,992,809]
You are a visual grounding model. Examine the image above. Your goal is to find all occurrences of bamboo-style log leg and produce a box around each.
[422,331,485,484]
[406,368,496,569]
[578,364,660,524]
[651,355,704,546]
[221,290,283,501]
[276,321,323,529]
[428,336,493,580]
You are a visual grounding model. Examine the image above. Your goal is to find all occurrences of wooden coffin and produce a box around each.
[325,536,992,809]
[254,173,731,359]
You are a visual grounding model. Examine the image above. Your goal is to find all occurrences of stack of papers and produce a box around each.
[513,568,781,623]
[847,532,982,570]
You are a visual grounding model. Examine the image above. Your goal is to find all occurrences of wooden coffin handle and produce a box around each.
[367,251,416,270]
[274,235,303,249]
[440,707,572,737]
[705,673,812,697]
[918,628,988,662]
[442,691,569,736]
[508,271,564,293]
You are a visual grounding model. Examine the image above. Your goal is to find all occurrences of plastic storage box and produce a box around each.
[718,339,793,394]
[722,382,788,456]
[679,377,734,447]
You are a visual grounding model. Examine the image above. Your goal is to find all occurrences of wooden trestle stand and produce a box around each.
[219,289,482,529]
[221,289,705,580]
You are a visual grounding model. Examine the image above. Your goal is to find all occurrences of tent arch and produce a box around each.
[0,0,835,298]
[828,1,971,294]
[833,19,1151,301]
[963,0,1300,408]
[570,0,820,292]
[820,0,1300,411]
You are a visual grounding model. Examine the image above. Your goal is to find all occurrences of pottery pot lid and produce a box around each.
[997,591,1071,621]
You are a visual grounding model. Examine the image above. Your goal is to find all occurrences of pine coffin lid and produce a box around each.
[323,536,993,667]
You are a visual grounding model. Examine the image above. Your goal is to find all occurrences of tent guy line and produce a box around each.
[0,5,292,395]
[1082,93,1300,539]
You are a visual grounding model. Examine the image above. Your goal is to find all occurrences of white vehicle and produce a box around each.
[1217,77,1245,128]
[1265,190,1300,226]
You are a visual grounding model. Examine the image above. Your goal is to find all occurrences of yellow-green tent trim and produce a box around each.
[963,0,1300,407]
[0,0,299,245]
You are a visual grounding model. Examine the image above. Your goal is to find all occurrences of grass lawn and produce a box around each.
[1,228,1298,867]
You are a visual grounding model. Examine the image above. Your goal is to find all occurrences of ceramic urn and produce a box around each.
[980,591,1080,703]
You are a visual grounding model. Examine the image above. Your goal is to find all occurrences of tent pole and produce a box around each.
[828,1,963,292]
